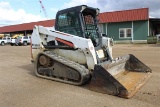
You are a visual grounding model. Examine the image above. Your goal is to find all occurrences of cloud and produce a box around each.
[98,0,160,18]
[62,0,96,9]
[58,0,160,18]
[0,1,45,26]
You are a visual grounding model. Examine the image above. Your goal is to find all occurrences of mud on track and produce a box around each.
[0,44,160,107]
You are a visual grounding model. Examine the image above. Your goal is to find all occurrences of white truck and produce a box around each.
[16,36,31,46]
[10,38,17,46]
[0,37,11,46]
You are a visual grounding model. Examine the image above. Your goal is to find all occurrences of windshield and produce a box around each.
[57,11,81,37]
[23,36,28,39]
[18,37,22,39]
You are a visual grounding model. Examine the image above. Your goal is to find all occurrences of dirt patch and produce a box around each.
[0,44,160,107]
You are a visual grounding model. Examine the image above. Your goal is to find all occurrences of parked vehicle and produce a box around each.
[10,35,23,46]
[16,36,31,46]
[0,37,11,46]
[10,37,17,46]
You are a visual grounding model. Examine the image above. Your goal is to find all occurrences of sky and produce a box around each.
[0,0,160,26]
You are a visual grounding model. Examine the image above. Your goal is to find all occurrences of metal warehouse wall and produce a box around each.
[107,22,132,41]
[107,20,148,42]
[133,20,148,40]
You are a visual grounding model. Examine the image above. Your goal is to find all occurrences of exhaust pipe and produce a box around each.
[89,54,152,98]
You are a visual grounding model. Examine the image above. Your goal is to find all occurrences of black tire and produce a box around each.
[23,41,27,46]
[10,43,14,46]
[1,42,4,46]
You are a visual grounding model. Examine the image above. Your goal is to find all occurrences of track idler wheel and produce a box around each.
[39,55,52,67]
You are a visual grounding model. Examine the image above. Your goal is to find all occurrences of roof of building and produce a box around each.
[99,8,149,23]
[0,8,149,33]
[0,19,55,33]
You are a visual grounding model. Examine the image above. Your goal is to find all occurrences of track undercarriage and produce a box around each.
[35,51,90,85]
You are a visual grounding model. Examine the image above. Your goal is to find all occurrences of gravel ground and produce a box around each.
[0,44,160,107]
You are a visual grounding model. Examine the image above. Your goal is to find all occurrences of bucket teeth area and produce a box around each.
[116,71,152,98]
[89,54,152,98]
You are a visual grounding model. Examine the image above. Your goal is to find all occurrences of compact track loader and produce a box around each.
[31,5,152,98]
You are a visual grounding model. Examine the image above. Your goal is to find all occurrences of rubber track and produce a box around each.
[35,51,90,85]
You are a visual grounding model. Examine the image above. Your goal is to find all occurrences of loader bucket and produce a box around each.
[89,54,152,98]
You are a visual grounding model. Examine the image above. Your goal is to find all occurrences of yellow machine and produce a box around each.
[0,34,4,39]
